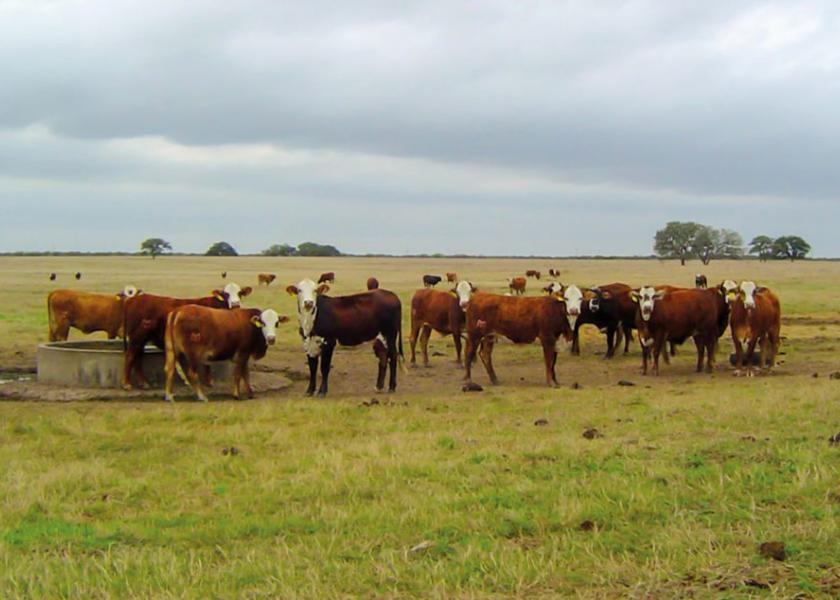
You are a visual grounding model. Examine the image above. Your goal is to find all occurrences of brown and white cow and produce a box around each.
[410,280,476,366]
[47,286,138,342]
[526,269,541,279]
[446,272,457,283]
[258,273,277,286]
[548,268,560,278]
[318,272,335,284]
[366,277,379,290]
[729,281,781,372]
[508,276,527,295]
[286,279,404,396]
[464,285,581,387]
[122,283,251,389]
[164,306,287,402]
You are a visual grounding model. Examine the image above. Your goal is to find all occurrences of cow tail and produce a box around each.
[166,311,190,386]
[398,320,408,374]
[47,292,55,341]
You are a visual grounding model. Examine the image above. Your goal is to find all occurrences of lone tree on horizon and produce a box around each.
[772,236,811,261]
[140,238,172,259]
[206,241,238,256]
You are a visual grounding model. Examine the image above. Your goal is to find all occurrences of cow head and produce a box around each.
[721,279,738,304]
[740,280,758,309]
[543,281,563,296]
[213,283,252,308]
[286,279,329,338]
[250,309,289,346]
[451,280,476,310]
[631,286,663,322]
[586,287,611,312]
[116,285,141,299]
[561,285,584,329]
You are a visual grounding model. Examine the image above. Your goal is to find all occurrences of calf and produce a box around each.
[47,286,138,341]
[286,280,404,396]
[422,274,442,288]
[446,272,457,283]
[695,274,708,288]
[122,283,251,389]
[410,280,476,366]
[258,273,277,286]
[567,284,630,358]
[729,281,781,371]
[508,276,527,295]
[318,272,335,284]
[464,286,578,387]
[164,306,287,402]
[526,269,541,279]
[366,276,379,290]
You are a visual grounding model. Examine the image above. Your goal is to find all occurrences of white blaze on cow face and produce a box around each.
[722,279,738,304]
[287,279,322,339]
[223,283,243,308]
[740,281,758,309]
[636,286,660,322]
[454,280,475,309]
[257,309,281,345]
[543,281,563,297]
[562,285,584,329]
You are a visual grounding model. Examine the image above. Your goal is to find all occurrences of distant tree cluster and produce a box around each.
[262,242,342,257]
[654,223,810,264]
[205,241,238,256]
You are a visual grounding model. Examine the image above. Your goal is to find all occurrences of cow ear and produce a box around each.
[630,291,639,303]
[316,284,330,295]
[471,284,477,292]
[286,285,298,296]
[449,289,458,297]
[240,286,253,297]
[250,315,263,328]
[601,291,612,299]
[213,290,225,301]
[277,315,290,323]
[654,290,666,299]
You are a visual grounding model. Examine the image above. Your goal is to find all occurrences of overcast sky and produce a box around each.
[1,1,838,256]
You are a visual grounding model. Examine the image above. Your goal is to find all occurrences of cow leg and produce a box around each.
[419,325,432,367]
[164,345,177,402]
[374,341,388,392]
[189,365,208,402]
[605,325,617,359]
[670,342,677,357]
[623,325,633,354]
[706,337,716,373]
[317,340,336,397]
[766,330,780,369]
[745,335,759,372]
[541,338,559,387]
[571,323,581,356]
[464,334,480,383]
[640,339,649,375]
[306,355,318,396]
[694,336,705,373]
[652,334,666,376]
[452,330,463,367]
[232,357,242,400]
[409,319,422,366]
[732,332,744,372]
[387,333,398,393]
[242,359,255,399]
[478,336,499,385]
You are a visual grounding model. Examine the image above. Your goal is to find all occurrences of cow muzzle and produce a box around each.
[303,300,315,311]
[266,335,276,345]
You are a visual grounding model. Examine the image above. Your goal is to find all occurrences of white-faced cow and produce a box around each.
[729,281,781,372]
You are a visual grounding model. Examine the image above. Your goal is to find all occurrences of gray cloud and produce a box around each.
[1,1,838,255]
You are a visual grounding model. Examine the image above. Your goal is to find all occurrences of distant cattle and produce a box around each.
[463,286,579,387]
[548,268,560,278]
[318,272,335,284]
[633,285,730,375]
[695,274,708,288]
[47,286,138,341]
[422,275,442,288]
[286,280,404,396]
[526,270,541,279]
[729,281,781,371]
[164,305,287,402]
[75,272,82,280]
[121,283,251,389]
[221,271,227,279]
[508,276,527,295]
[258,273,277,286]
[49,273,56,281]
[410,280,476,366]
[366,277,379,290]
[446,272,457,283]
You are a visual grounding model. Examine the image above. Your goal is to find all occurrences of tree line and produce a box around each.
[139,239,341,258]
[653,222,811,265]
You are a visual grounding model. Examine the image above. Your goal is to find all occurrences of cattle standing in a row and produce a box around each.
[47,287,138,342]
[423,275,442,288]
[526,270,541,279]
[287,279,404,396]
[410,280,476,367]
[164,306,286,402]
[729,281,781,371]
[258,273,277,286]
[318,272,335,284]
[366,277,379,290]
[508,276,526,295]
[122,283,251,389]
[464,284,583,387]
[446,272,457,283]
[695,274,708,288]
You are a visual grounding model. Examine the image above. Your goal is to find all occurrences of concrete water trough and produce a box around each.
[37,340,231,388]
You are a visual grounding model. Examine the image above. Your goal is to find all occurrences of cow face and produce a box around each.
[543,281,563,297]
[586,287,610,312]
[286,279,329,338]
[251,309,288,345]
[631,286,663,322]
[561,285,584,329]
[740,281,758,309]
[722,279,738,304]
[452,280,476,309]
[117,285,141,299]
[215,283,252,308]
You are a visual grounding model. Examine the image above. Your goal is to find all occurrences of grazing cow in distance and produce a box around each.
[47,286,139,341]
[221,271,227,279]
[526,269,541,279]
[446,272,457,283]
[410,280,476,366]
[464,286,576,386]
[49,273,56,281]
[729,281,781,372]
[258,273,277,286]
[121,283,251,389]
[318,272,335,284]
[423,275,442,288]
[548,268,560,278]
[508,276,527,295]
[695,274,708,288]
[286,280,404,396]
[75,272,82,280]
[366,277,379,290]
[164,306,287,402]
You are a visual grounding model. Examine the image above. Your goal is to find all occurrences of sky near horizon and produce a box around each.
[1,1,839,256]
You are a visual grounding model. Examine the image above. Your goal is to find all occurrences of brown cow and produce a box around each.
[318,272,335,284]
[464,286,579,387]
[410,280,476,366]
[729,281,781,372]
[258,273,277,286]
[526,269,541,279]
[633,285,729,375]
[508,276,527,295]
[366,277,379,290]
[122,283,252,389]
[164,306,287,402]
[446,272,457,283]
[548,268,560,278]
[49,273,56,281]
[47,287,138,341]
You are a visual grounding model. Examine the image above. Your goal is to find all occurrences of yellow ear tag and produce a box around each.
[631,295,639,303]
[215,293,225,301]
[251,316,263,328]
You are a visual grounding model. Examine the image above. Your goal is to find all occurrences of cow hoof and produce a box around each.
[122,383,133,391]
[305,389,315,397]
[164,394,175,403]
[317,391,327,398]
[198,396,209,403]
[138,382,151,390]
[388,388,395,394]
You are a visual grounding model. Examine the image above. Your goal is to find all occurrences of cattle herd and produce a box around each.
[44,268,781,401]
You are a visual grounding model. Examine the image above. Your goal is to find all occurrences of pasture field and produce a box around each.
[1,256,839,598]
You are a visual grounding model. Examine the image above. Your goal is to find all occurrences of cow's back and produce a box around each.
[49,290,122,335]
